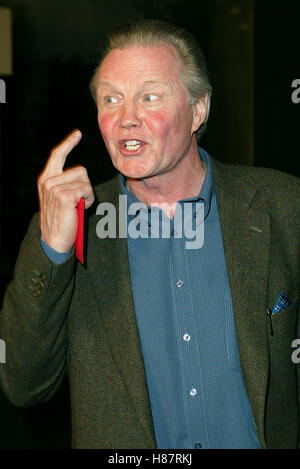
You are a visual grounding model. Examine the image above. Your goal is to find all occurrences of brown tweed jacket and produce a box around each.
[0,157,299,449]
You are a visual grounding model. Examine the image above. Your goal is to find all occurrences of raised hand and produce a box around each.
[38,130,94,252]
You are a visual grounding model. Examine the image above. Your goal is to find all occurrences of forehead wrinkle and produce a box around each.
[139,79,173,95]
[97,80,121,90]
[141,79,169,87]
[97,78,173,97]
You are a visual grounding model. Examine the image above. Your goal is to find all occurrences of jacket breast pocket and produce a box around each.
[267,302,299,344]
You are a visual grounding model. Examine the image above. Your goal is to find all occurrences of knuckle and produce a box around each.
[50,144,60,157]
[37,170,46,185]
[83,181,91,191]
[57,191,67,204]
[51,184,62,198]
[37,176,43,190]
[55,189,70,204]
[82,182,93,197]
[76,165,88,178]
[43,178,53,192]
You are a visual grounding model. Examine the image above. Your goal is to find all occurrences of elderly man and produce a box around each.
[0,20,299,449]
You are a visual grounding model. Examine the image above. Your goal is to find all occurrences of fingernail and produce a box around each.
[73,130,81,138]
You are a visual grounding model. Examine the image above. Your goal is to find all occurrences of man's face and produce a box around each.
[96,44,205,180]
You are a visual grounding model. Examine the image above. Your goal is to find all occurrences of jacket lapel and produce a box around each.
[211,158,270,448]
[85,177,156,447]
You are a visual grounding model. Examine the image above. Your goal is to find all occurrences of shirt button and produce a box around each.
[194,442,202,449]
[176,280,183,288]
[183,333,191,342]
[190,388,197,397]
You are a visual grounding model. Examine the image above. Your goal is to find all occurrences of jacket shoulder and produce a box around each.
[211,158,300,208]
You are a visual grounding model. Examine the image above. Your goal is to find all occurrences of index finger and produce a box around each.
[44,129,82,176]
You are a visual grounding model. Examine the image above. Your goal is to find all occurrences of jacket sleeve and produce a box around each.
[0,213,76,407]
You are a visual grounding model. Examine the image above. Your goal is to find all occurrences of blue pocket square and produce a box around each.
[271,292,292,314]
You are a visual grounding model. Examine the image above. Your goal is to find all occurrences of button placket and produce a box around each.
[169,234,209,449]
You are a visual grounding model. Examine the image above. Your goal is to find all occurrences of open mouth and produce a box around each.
[124,140,142,150]
[119,139,146,154]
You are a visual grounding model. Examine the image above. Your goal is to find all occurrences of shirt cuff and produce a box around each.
[40,238,72,265]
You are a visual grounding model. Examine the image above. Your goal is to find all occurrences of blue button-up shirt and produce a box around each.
[120,148,261,449]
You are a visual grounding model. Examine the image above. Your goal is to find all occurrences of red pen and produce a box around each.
[75,197,84,264]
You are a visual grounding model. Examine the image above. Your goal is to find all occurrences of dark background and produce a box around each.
[0,0,299,448]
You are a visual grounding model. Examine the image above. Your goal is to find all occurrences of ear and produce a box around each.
[191,94,208,134]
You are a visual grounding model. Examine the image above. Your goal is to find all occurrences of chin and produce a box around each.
[120,168,149,180]
[114,160,151,179]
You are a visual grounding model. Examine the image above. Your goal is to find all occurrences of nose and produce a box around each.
[119,100,142,129]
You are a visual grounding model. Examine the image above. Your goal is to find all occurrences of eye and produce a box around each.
[105,96,117,104]
[144,94,158,102]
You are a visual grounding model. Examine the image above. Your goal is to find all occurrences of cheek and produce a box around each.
[146,110,177,141]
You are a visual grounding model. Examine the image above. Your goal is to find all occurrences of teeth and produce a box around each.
[124,140,142,151]
[126,144,140,150]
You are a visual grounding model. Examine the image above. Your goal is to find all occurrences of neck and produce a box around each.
[126,146,206,218]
